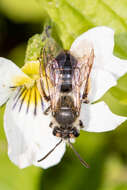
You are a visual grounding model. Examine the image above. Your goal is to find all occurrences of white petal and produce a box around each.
[71,26,114,59]
[104,56,127,78]
[0,57,30,106]
[4,90,66,169]
[80,101,126,132]
[70,26,127,102]
[88,66,117,102]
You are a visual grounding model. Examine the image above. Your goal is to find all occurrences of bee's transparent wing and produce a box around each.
[39,45,62,111]
[38,26,63,111]
[71,49,94,110]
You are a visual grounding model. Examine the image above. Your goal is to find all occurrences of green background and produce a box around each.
[0,0,127,189]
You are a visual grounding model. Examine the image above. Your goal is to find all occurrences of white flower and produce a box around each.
[0,26,127,169]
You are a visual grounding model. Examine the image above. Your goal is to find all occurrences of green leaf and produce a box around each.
[25,34,43,63]
[102,74,127,117]
[39,0,127,51]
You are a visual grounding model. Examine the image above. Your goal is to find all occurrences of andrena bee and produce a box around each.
[37,28,94,167]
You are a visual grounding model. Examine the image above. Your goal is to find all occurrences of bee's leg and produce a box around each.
[79,120,84,129]
[82,74,91,104]
[45,25,51,38]
[42,25,51,41]
[37,79,50,102]
[49,122,53,128]
[37,57,50,101]
[83,99,89,104]
[44,106,51,115]
[49,121,57,129]
[82,82,90,104]
[82,93,89,104]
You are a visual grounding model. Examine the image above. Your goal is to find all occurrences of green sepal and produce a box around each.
[25,34,43,64]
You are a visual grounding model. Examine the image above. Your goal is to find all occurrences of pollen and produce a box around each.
[12,76,32,87]
[22,61,40,76]
[12,59,41,88]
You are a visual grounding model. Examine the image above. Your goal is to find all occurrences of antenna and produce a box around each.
[38,139,62,162]
[68,139,90,168]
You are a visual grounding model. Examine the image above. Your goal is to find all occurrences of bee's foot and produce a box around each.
[83,99,89,104]
[43,106,51,115]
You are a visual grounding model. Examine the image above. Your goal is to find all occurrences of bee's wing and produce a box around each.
[39,47,62,111]
[46,58,62,111]
[71,49,94,110]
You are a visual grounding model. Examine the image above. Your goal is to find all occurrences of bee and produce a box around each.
[37,27,94,168]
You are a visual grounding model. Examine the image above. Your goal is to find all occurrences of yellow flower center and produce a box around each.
[12,60,40,88]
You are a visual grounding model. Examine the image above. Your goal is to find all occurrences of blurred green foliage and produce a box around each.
[0,0,127,190]
[0,0,46,22]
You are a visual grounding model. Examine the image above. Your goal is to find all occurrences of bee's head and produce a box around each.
[52,126,80,139]
[54,107,77,125]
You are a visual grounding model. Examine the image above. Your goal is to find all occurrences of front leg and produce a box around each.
[79,120,85,129]
[49,121,58,129]
[44,106,51,115]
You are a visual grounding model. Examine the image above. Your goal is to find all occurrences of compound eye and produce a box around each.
[72,128,80,137]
